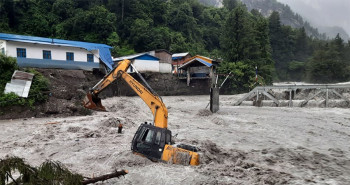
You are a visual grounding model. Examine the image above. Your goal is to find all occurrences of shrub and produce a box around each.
[0,54,50,108]
[0,54,18,93]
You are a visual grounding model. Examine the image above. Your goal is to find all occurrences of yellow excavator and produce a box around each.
[83,59,199,166]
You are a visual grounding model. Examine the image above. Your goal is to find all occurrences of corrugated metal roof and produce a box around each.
[113,53,159,61]
[179,57,213,69]
[0,33,114,69]
[4,70,34,98]
[172,52,189,58]
[11,70,34,81]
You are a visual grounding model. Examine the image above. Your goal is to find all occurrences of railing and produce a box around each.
[234,84,350,107]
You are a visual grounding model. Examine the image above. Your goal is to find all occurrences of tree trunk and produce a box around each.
[82,170,128,184]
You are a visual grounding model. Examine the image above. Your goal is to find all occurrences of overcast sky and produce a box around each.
[277,0,350,36]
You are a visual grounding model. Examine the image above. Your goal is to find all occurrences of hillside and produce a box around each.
[318,26,350,40]
[241,0,325,39]
[199,0,349,40]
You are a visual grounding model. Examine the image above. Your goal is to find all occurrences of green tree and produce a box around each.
[56,5,116,43]
[218,61,255,93]
[307,40,349,83]
[223,0,239,11]
[221,4,255,62]
[294,27,309,61]
[269,11,297,81]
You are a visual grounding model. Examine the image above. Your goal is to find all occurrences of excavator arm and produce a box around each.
[83,59,168,128]
[83,59,199,166]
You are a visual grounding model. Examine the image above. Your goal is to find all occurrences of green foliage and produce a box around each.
[0,54,18,93]
[0,55,49,108]
[223,0,239,11]
[221,4,255,62]
[0,157,83,184]
[289,61,305,71]
[288,61,305,81]
[220,4,274,86]
[306,38,350,83]
[55,5,117,43]
[217,61,255,93]
[25,68,50,104]
[0,93,27,107]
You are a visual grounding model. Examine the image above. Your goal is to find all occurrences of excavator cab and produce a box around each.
[132,123,200,165]
[131,123,172,161]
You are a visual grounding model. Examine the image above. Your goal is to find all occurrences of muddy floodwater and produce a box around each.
[1,95,350,184]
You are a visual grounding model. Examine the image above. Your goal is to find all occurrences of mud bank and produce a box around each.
[0,69,212,120]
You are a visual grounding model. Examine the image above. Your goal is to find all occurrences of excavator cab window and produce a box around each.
[132,124,172,161]
[137,127,147,142]
[144,129,155,143]
[155,131,161,145]
[166,133,171,145]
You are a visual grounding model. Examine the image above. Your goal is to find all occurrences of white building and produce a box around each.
[0,33,114,71]
[147,49,172,73]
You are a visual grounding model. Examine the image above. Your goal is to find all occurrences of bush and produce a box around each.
[0,54,50,108]
[217,61,256,93]
[25,68,50,104]
[0,54,18,93]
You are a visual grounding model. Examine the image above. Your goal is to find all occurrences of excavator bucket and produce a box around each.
[83,92,107,111]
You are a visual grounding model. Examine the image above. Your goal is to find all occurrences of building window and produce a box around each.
[87,54,94,62]
[66,52,74,61]
[17,48,26,58]
[0,48,4,54]
[43,50,51,59]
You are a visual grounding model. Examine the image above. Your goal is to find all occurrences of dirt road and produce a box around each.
[1,95,350,184]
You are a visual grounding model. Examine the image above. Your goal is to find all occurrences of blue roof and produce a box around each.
[196,58,212,67]
[172,56,183,60]
[0,33,114,69]
[113,53,159,61]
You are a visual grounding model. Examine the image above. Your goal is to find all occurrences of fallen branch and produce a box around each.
[82,170,128,184]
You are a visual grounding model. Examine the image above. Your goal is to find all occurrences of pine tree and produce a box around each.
[221,4,254,62]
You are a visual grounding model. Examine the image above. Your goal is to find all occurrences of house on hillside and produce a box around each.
[113,53,160,73]
[172,52,192,74]
[147,49,172,73]
[178,55,218,86]
[0,33,114,71]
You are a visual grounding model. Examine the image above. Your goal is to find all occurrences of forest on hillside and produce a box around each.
[1,0,350,92]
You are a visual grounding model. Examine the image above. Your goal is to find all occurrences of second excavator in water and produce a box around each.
[83,59,199,166]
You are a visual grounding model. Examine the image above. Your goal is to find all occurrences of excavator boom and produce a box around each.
[83,59,168,128]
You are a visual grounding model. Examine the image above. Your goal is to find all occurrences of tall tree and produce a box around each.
[223,0,239,11]
[221,4,254,62]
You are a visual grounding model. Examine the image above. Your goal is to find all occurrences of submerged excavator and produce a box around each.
[83,59,199,166]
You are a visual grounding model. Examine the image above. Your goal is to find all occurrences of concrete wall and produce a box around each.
[132,59,159,73]
[155,51,172,64]
[159,63,172,73]
[17,58,99,71]
[5,41,99,63]
[104,73,211,97]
